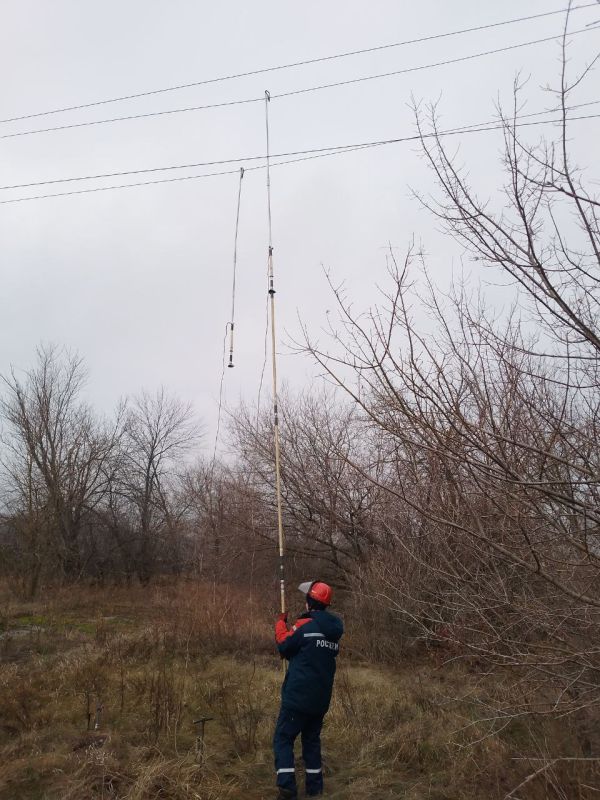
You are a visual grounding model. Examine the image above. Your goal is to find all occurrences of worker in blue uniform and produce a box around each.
[273,580,344,799]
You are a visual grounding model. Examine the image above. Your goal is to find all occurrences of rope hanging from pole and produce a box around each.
[264,89,287,617]
[228,166,245,368]
[212,167,245,476]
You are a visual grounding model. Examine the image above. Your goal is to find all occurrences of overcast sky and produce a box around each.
[0,1,598,455]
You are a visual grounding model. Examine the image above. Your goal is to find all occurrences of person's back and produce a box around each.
[279,608,343,715]
[273,581,344,799]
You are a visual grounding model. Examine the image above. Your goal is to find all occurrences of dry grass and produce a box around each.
[0,580,597,799]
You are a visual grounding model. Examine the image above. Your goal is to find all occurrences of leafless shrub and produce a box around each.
[198,661,266,756]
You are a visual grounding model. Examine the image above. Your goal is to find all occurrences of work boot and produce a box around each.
[276,789,296,800]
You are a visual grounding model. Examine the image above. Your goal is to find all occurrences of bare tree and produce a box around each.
[231,389,391,581]
[115,388,199,583]
[299,16,600,761]
[413,6,600,369]
[0,345,121,582]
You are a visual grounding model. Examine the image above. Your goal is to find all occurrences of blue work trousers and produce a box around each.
[273,707,324,797]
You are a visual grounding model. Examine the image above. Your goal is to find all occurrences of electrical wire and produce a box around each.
[2,99,598,192]
[0,96,261,141]
[271,26,597,102]
[1,26,596,142]
[1,3,595,127]
[1,111,598,206]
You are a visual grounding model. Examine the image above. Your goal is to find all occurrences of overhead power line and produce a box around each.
[0,3,595,127]
[1,26,596,142]
[1,111,598,205]
[273,26,596,102]
[2,99,599,192]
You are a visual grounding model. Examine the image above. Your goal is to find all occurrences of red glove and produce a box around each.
[278,612,288,623]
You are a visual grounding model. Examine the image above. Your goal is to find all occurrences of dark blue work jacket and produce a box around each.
[276,609,344,716]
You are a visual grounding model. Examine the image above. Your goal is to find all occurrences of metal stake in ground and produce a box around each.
[264,89,286,618]
[193,716,213,764]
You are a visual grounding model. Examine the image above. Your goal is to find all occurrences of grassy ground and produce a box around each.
[0,581,597,799]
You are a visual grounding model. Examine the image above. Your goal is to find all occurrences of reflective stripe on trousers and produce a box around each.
[273,707,324,797]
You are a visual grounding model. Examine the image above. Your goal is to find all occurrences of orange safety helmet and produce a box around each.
[298,580,333,607]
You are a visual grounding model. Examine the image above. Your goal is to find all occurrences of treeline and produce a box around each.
[0,353,196,591]
[0,346,384,597]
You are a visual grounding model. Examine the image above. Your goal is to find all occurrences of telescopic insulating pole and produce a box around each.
[264,90,286,616]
